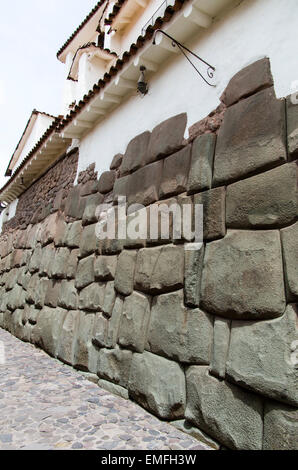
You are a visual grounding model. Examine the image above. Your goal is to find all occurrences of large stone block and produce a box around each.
[281,222,298,300]
[118,292,151,353]
[114,250,137,296]
[159,146,191,198]
[147,290,213,363]
[39,244,55,277]
[79,224,97,258]
[82,193,103,225]
[226,305,298,406]
[102,281,116,317]
[263,401,298,450]
[226,163,298,229]
[94,255,117,281]
[213,88,287,185]
[64,221,83,248]
[28,245,42,273]
[120,131,151,176]
[50,247,70,279]
[171,420,220,450]
[97,346,132,388]
[110,153,123,170]
[184,246,205,307]
[201,230,286,320]
[113,174,130,203]
[34,307,67,357]
[75,255,95,290]
[74,312,96,372]
[7,284,26,311]
[128,351,186,420]
[145,113,187,164]
[44,280,61,308]
[287,95,298,160]
[57,310,80,365]
[58,280,78,310]
[194,187,226,241]
[134,245,184,294]
[79,282,105,312]
[98,170,116,194]
[127,161,163,207]
[209,318,230,379]
[187,134,216,194]
[64,186,85,219]
[220,58,273,107]
[185,366,263,450]
[93,297,123,349]
[67,249,79,279]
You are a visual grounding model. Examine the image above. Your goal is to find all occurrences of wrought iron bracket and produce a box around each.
[152,29,216,87]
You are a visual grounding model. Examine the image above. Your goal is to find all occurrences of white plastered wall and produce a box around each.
[75,0,298,181]
[0,199,18,231]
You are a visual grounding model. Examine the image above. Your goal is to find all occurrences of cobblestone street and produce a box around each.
[0,328,210,451]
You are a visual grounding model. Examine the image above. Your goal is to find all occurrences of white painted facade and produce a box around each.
[0,199,18,231]
[73,0,298,181]
[18,114,54,166]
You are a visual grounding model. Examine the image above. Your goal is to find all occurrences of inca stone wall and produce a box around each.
[0,59,297,450]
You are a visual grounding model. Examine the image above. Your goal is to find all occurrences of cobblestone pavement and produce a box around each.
[0,328,211,451]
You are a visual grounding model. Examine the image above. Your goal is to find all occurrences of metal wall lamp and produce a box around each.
[152,29,216,87]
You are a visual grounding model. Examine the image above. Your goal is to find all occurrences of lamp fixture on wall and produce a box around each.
[152,29,216,87]
[137,66,149,96]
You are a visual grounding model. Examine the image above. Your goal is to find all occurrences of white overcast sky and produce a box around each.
[0,0,98,189]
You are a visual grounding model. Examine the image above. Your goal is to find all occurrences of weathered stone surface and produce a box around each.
[74,312,96,372]
[147,290,213,364]
[220,58,273,107]
[134,245,184,294]
[127,161,163,206]
[281,222,298,300]
[118,292,151,353]
[110,153,123,170]
[171,420,220,450]
[66,249,79,279]
[28,245,42,273]
[146,113,187,164]
[159,146,191,198]
[201,230,286,320]
[113,174,130,203]
[79,224,97,258]
[287,95,298,160]
[226,305,298,406]
[39,244,55,277]
[94,255,117,281]
[26,273,40,305]
[53,216,67,247]
[5,268,19,291]
[92,313,109,348]
[120,131,151,176]
[50,247,70,279]
[102,281,116,317]
[35,278,51,309]
[185,366,263,450]
[98,379,129,399]
[194,187,226,241]
[44,280,61,308]
[58,280,78,310]
[75,255,95,290]
[184,246,205,307]
[7,285,26,311]
[97,346,133,388]
[210,318,230,379]
[98,171,116,194]
[79,282,105,312]
[64,186,85,219]
[263,401,298,450]
[213,88,287,185]
[57,310,80,365]
[128,351,186,420]
[226,163,298,229]
[64,221,82,248]
[33,307,67,357]
[187,134,216,194]
[82,193,103,225]
[80,179,100,197]
[114,250,137,296]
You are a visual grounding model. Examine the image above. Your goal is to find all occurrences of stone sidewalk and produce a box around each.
[0,328,211,450]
